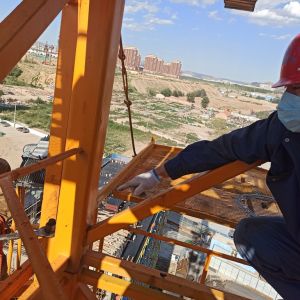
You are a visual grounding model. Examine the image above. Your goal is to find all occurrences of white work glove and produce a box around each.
[117,169,161,196]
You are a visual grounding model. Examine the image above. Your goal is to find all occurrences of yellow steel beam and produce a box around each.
[46,0,125,272]
[0,0,68,81]
[87,160,261,243]
[97,141,155,203]
[0,148,81,182]
[40,0,79,230]
[82,252,249,300]
[18,255,69,300]
[113,190,238,228]
[80,268,179,300]
[0,260,33,299]
[129,228,248,266]
[16,186,26,269]
[200,253,213,284]
[0,177,67,300]
[76,283,97,300]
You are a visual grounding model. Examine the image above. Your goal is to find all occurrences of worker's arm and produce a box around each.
[118,112,282,195]
[163,112,279,179]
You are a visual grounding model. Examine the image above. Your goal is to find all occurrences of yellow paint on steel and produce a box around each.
[97,141,155,203]
[0,260,33,299]
[82,252,249,300]
[80,268,179,300]
[18,255,69,300]
[16,187,25,269]
[200,254,213,284]
[129,228,248,266]
[87,160,261,243]
[0,177,67,300]
[0,0,68,81]
[40,3,80,227]
[6,240,14,275]
[45,0,125,272]
[113,189,238,228]
[76,283,97,300]
[6,148,81,181]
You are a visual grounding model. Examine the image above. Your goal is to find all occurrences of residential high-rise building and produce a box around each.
[119,46,141,70]
[144,55,181,78]
[118,46,182,77]
[144,54,158,73]
[169,60,182,78]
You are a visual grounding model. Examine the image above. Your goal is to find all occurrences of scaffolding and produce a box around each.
[0,0,279,299]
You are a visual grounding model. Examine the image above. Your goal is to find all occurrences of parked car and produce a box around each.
[16,127,29,133]
[0,121,10,127]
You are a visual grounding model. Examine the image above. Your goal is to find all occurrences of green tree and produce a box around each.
[160,88,172,97]
[173,90,184,97]
[193,89,206,97]
[187,92,195,103]
[9,66,23,78]
[172,90,179,97]
[201,96,209,108]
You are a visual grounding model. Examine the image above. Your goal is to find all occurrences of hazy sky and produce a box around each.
[2,0,300,83]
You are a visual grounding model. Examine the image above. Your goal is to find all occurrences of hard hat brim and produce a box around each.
[272,78,300,88]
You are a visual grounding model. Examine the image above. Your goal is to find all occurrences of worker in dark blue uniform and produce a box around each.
[118,34,300,299]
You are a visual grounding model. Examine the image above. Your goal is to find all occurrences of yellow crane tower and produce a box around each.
[0,1,278,299]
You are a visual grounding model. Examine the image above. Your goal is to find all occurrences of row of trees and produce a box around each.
[160,88,184,98]
[148,87,210,108]
[187,89,209,108]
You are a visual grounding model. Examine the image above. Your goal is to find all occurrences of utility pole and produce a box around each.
[13,104,16,128]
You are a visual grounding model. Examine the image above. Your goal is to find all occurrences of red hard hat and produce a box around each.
[272,34,300,88]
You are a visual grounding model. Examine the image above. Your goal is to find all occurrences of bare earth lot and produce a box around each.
[0,124,40,169]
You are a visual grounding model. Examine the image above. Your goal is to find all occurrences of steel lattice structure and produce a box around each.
[0,1,268,299]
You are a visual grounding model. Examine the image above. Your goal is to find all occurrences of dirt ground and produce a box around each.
[0,124,40,169]
[127,73,277,115]
[0,124,42,217]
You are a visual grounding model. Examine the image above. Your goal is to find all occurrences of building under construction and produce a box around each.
[0,0,287,299]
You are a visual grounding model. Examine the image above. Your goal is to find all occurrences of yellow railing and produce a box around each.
[0,148,81,300]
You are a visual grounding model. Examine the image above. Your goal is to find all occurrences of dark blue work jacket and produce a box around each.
[165,112,300,243]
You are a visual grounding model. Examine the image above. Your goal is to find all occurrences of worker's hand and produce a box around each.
[117,169,160,196]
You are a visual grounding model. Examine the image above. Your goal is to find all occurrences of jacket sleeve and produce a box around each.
[164,114,275,180]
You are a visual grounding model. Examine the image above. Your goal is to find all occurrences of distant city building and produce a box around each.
[144,54,181,78]
[144,54,158,73]
[118,46,141,71]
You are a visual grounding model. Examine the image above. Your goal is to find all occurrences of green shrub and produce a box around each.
[3,66,27,86]
[201,96,209,108]
[35,97,45,104]
[9,66,23,78]
[160,88,172,97]
[147,88,156,97]
[193,89,206,98]
[3,77,27,86]
[186,132,198,143]
[172,90,184,97]
[0,90,4,97]
[255,111,272,120]
[186,92,195,103]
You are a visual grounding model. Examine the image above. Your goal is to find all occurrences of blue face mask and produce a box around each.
[277,91,300,133]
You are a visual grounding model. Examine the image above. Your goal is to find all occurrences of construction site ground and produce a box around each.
[0,55,278,231]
